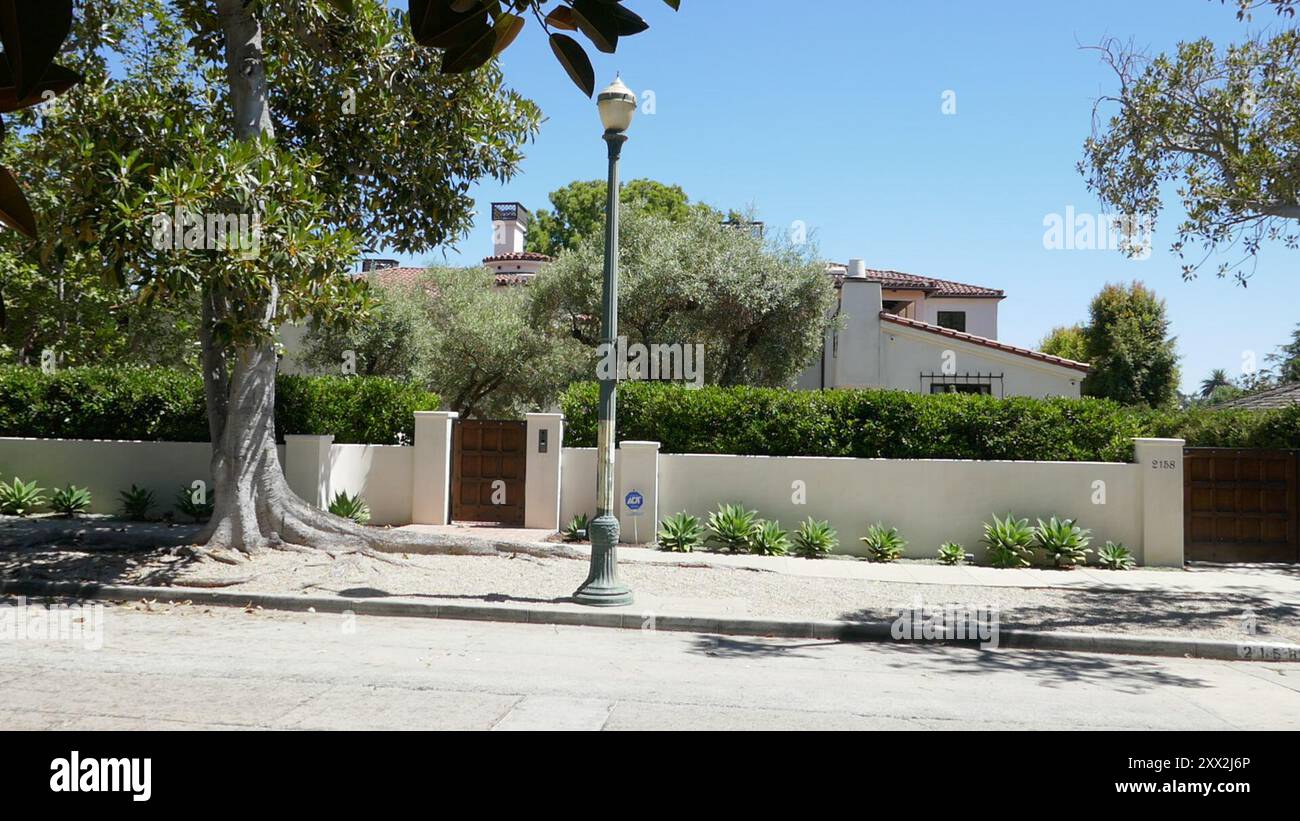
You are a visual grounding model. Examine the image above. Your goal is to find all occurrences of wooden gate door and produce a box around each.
[1184,447,1298,562]
[451,419,527,526]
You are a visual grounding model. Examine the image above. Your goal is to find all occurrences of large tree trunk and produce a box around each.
[193,2,573,561]
[194,337,572,558]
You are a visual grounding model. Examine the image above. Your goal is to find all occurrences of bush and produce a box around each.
[751,520,792,556]
[275,374,438,445]
[860,524,906,562]
[937,542,969,565]
[1033,516,1093,568]
[328,490,370,524]
[657,512,703,552]
[117,484,155,521]
[50,485,92,517]
[0,366,439,444]
[793,517,838,558]
[982,513,1035,568]
[562,513,590,543]
[175,485,214,523]
[1096,541,1137,570]
[707,503,759,553]
[0,477,46,516]
[559,382,1300,461]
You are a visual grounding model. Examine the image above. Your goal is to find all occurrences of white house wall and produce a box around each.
[879,325,1083,398]
[914,296,999,340]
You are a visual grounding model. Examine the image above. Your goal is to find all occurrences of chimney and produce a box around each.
[847,258,867,278]
[491,202,530,257]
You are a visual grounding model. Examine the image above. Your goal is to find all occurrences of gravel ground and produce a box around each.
[3,541,1298,644]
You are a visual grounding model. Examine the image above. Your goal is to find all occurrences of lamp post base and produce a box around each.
[573,513,633,607]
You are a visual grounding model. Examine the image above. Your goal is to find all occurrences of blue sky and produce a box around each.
[394,1,1298,393]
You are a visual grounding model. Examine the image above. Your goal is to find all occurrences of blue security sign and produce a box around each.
[624,491,644,514]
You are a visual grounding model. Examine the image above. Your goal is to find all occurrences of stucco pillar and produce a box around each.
[615,440,660,545]
[524,413,564,531]
[412,411,457,525]
[1133,438,1185,567]
[284,434,334,509]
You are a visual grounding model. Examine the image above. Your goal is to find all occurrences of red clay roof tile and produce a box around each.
[880,311,1090,373]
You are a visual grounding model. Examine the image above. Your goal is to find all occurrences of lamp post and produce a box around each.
[574,77,637,607]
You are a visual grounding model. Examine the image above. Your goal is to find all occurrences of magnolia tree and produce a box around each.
[1081,3,1300,283]
[6,0,675,557]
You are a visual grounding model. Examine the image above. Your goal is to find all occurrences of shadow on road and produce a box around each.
[835,586,1300,643]
[685,634,1213,692]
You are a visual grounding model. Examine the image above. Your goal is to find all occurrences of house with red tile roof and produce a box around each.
[796,259,1088,398]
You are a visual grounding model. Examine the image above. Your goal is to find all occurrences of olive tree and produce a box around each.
[530,205,837,387]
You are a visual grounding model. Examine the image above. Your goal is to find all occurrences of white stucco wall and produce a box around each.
[879,324,1083,398]
[655,453,1142,561]
[913,296,999,340]
[0,438,285,518]
[326,444,414,527]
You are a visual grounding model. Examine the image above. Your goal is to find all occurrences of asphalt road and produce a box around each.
[1,600,1298,730]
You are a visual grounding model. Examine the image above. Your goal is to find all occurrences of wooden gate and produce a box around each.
[1184,448,1299,562]
[451,419,527,526]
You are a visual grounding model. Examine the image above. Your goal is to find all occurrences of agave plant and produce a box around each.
[860,524,907,563]
[117,484,155,521]
[750,519,792,556]
[1034,516,1093,568]
[1095,541,1137,571]
[656,512,703,552]
[175,486,215,523]
[706,503,759,553]
[50,484,92,518]
[793,517,838,558]
[0,477,46,516]
[937,541,969,566]
[982,512,1034,568]
[329,491,371,525]
[562,513,590,543]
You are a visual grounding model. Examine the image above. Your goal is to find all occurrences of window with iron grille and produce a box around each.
[921,372,1002,397]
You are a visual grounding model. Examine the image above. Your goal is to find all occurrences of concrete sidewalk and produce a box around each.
[403,523,1300,602]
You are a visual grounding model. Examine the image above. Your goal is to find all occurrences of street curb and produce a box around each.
[3,579,1298,663]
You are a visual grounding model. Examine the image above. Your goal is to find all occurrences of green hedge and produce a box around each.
[560,382,1300,462]
[0,367,439,445]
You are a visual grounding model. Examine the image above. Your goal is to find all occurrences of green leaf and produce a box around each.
[490,12,525,57]
[440,15,500,73]
[0,61,80,113]
[609,4,649,36]
[570,0,619,54]
[663,0,681,10]
[544,5,579,31]
[549,33,595,97]
[0,164,36,237]
[0,0,74,101]
[410,0,492,49]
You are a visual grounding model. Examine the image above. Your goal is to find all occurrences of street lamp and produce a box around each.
[574,76,637,607]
